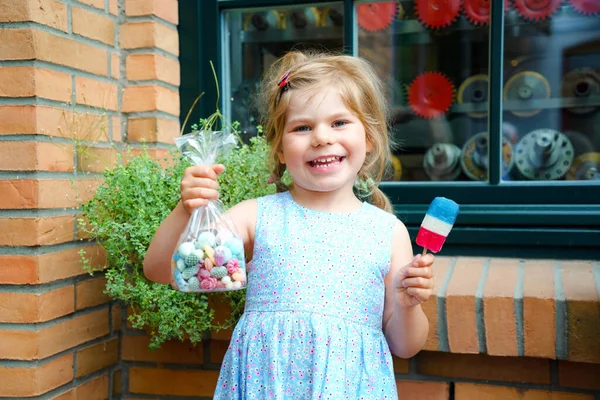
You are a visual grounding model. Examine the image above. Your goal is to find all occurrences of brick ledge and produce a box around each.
[421,257,600,363]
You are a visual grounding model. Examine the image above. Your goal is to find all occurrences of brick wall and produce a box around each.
[2,1,599,400]
[0,0,179,398]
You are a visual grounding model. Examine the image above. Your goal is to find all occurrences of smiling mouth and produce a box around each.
[308,156,345,168]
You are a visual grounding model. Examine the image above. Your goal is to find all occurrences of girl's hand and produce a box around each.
[394,253,435,308]
[180,164,225,214]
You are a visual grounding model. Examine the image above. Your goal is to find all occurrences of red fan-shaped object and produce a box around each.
[408,72,455,119]
[511,0,562,21]
[357,2,397,32]
[568,0,600,15]
[415,0,462,29]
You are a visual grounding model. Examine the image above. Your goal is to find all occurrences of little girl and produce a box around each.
[144,51,435,399]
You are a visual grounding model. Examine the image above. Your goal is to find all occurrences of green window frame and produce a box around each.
[179,0,600,259]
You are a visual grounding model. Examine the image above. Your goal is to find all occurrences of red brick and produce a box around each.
[109,0,118,15]
[208,295,234,341]
[416,351,551,384]
[127,117,180,143]
[0,354,73,397]
[126,53,180,86]
[0,66,72,102]
[75,76,118,110]
[483,258,519,356]
[112,116,122,141]
[396,380,449,400]
[523,260,556,359]
[72,6,115,45]
[76,277,110,309]
[558,360,600,391]
[0,141,74,172]
[422,256,452,351]
[76,338,119,377]
[0,286,74,323]
[122,85,179,116]
[77,146,120,173]
[112,304,122,332]
[111,52,120,79]
[445,257,484,353]
[129,367,219,397]
[0,308,109,360]
[125,0,178,24]
[54,373,110,400]
[455,382,593,400]
[0,245,106,284]
[121,335,203,364]
[0,28,108,75]
[0,0,68,31]
[0,178,101,209]
[561,261,600,363]
[209,339,230,364]
[120,21,179,55]
[0,215,75,246]
[0,105,110,141]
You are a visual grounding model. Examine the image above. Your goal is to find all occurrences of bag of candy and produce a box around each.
[171,130,247,292]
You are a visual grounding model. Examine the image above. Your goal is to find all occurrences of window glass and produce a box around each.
[358,0,492,182]
[223,4,345,141]
[502,3,600,182]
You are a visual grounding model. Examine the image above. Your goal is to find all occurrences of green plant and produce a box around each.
[79,129,276,349]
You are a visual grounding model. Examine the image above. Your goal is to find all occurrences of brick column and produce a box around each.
[0,0,179,397]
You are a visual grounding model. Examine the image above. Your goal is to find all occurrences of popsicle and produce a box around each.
[416,197,459,254]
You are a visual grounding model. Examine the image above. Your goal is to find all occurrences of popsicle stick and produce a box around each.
[422,247,428,256]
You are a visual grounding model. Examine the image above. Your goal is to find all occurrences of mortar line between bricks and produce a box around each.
[0,21,116,50]
[125,15,179,31]
[67,3,73,34]
[0,59,120,83]
[0,303,109,330]
[0,239,100,256]
[126,47,179,61]
[105,0,110,13]
[0,170,103,179]
[36,366,116,399]
[125,110,181,120]
[59,0,119,20]
[514,260,525,357]
[126,79,180,92]
[475,258,491,354]
[0,96,119,115]
[0,277,76,294]
[0,208,79,218]
[554,261,568,360]
[436,257,455,353]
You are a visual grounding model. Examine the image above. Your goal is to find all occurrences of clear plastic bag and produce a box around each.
[171,130,247,292]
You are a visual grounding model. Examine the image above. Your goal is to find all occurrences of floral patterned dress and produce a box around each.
[214,191,399,399]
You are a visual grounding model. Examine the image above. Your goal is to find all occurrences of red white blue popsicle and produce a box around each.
[416,197,459,254]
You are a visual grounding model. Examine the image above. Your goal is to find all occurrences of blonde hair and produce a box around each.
[258,50,395,214]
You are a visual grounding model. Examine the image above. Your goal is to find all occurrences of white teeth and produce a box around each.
[313,156,340,163]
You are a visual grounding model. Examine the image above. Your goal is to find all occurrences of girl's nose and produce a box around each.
[311,125,334,147]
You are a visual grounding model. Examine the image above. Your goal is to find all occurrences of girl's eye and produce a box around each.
[332,120,348,128]
[293,125,311,132]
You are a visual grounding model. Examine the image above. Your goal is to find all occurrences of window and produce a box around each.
[179,0,600,259]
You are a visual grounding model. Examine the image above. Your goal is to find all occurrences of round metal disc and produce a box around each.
[504,71,551,117]
[514,129,574,180]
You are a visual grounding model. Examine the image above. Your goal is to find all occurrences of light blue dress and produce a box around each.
[214,191,399,399]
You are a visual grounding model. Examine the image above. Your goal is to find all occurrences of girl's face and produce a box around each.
[278,85,371,197]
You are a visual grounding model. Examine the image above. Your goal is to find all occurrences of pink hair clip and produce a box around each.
[278,71,291,90]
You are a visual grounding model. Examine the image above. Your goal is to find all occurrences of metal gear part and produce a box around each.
[457,74,489,118]
[463,0,491,25]
[503,71,551,117]
[514,129,574,180]
[567,153,600,180]
[461,132,514,181]
[510,0,562,22]
[357,2,397,32]
[423,143,463,181]
[568,0,600,15]
[408,72,455,119]
[415,0,462,29]
[561,68,600,114]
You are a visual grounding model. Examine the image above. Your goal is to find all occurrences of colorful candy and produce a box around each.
[416,197,459,253]
[172,228,246,292]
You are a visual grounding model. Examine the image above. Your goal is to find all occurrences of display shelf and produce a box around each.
[450,95,600,114]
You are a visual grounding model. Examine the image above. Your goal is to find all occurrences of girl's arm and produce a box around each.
[382,221,434,358]
[143,165,257,284]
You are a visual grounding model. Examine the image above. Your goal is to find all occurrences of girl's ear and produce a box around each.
[278,149,286,164]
